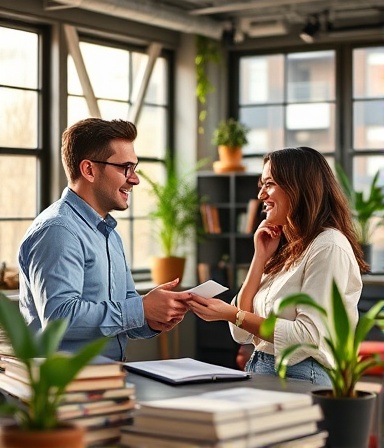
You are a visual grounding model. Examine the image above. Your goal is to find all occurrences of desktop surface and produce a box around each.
[125,370,320,403]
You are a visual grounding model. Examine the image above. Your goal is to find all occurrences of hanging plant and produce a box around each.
[195,35,221,134]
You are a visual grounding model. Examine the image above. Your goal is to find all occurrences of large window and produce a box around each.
[352,46,384,271]
[237,45,384,272]
[67,38,171,275]
[238,50,336,172]
[0,24,44,268]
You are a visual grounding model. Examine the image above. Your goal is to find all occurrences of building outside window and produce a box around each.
[237,45,384,272]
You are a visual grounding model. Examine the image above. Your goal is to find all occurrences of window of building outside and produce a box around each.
[352,46,384,272]
[67,38,171,279]
[237,46,384,272]
[0,25,41,270]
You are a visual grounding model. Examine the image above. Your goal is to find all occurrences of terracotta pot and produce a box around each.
[0,424,85,448]
[217,145,243,168]
[151,256,186,285]
[312,389,375,448]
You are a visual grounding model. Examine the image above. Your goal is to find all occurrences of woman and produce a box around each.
[188,146,368,385]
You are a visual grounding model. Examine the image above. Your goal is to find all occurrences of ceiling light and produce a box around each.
[300,15,320,43]
[239,17,288,38]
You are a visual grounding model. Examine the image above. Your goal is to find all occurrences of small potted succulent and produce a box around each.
[0,293,107,448]
[261,280,384,447]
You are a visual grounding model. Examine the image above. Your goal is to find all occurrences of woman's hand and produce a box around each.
[187,294,237,323]
[254,219,282,263]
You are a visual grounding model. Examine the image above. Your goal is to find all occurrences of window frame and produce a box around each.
[0,20,51,267]
[67,32,175,279]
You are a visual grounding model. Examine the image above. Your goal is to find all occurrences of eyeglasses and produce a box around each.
[90,160,139,177]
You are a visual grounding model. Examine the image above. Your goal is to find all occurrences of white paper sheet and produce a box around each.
[186,280,228,298]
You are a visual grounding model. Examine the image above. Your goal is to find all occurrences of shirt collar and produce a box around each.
[61,187,117,235]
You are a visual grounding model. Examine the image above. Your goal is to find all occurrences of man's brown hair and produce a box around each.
[61,118,137,182]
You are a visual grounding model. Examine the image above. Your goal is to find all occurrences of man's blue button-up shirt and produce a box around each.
[18,187,157,360]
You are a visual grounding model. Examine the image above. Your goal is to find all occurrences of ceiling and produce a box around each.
[166,0,384,41]
[46,0,384,42]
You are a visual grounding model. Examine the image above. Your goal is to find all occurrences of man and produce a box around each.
[18,118,191,361]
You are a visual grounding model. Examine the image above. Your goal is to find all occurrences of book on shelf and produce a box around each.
[200,203,221,234]
[244,198,262,233]
[123,357,250,385]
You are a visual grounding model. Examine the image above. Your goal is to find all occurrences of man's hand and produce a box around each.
[142,278,191,329]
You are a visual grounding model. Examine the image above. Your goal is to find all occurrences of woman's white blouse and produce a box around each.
[229,228,362,368]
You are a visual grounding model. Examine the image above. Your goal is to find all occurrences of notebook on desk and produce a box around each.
[123,357,250,385]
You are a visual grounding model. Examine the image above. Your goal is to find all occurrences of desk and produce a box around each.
[124,372,382,448]
[126,371,318,403]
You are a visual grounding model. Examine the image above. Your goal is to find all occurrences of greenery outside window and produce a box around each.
[67,37,171,277]
[0,24,44,268]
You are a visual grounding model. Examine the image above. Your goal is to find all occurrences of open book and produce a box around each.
[123,358,250,385]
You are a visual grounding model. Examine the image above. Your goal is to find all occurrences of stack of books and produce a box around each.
[120,387,326,448]
[0,355,135,447]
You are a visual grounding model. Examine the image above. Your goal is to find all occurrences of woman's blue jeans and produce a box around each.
[245,350,332,387]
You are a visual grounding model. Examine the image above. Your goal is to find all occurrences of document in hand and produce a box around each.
[123,357,250,384]
[186,279,229,298]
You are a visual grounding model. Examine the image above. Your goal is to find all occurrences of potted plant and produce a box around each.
[336,165,384,266]
[0,293,107,448]
[138,156,207,285]
[260,280,384,448]
[211,118,249,173]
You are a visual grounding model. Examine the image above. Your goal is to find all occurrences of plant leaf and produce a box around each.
[0,293,37,360]
[330,280,352,363]
[34,319,68,357]
[354,300,384,349]
[276,343,317,379]
[39,338,108,390]
[273,292,327,317]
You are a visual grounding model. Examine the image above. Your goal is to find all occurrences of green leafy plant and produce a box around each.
[336,165,384,244]
[212,118,249,149]
[0,293,107,430]
[138,156,208,257]
[195,35,221,133]
[260,280,384,398]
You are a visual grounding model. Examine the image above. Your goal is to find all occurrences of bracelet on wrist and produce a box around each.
[235,309,246,328]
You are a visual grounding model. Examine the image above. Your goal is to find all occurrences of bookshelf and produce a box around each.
[195,171,262,369]
[197,171,263,292]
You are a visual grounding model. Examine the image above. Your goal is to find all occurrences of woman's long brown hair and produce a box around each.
[263,146,369,274]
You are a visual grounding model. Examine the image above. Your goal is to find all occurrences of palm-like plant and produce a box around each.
[139,156,207,257]
[0,293,107,430]
[336,165,384,244]
[260,280,384,398]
